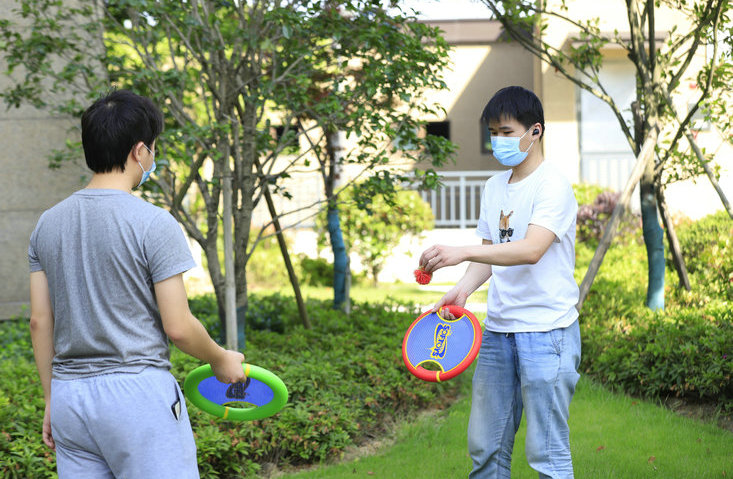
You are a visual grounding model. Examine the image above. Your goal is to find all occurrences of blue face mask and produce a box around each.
[490,127,535,167]
[136,144,156,188]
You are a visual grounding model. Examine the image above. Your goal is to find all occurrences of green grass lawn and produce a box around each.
[275,375,732,479]
[250,283,731,478]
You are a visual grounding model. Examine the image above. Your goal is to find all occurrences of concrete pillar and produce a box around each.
[0,1,92,319]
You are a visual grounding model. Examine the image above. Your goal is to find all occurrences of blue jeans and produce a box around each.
[467,320,581,479]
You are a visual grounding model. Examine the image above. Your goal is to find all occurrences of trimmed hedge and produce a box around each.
[578,210,732,412]
[582,304,731,408]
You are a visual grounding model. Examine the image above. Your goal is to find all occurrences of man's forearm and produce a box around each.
[462,240,539,267]
[30,315,55,403]
[30,271,55,403]
[456,262,493,296]
[167,312,226,365]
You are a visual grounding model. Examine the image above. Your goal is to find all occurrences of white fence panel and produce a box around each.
[417,170,502,229]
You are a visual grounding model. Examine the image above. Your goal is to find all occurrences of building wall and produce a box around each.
[418,20,535,173]
[443,42,535,172]
[0,2,91,319]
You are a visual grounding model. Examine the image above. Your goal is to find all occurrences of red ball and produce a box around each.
[414,268,432,285]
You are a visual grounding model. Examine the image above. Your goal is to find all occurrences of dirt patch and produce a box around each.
[662,397,733,432]
[263,407,449,478]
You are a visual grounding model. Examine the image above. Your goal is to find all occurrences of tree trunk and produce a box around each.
[577,128,659,311]
[201,237,226,342]
[633,97,664,311]
[655,185,691,291]
[233,103,258,346]
[327,206,350,311]
[325,130,351,312]
[257,161,311,329]
[222,171,239,349]
[640,164,665,310]
[371,266,380,288]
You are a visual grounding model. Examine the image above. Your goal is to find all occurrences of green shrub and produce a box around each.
[0,320,56,479]
[573,183,607,206]
[298,255,368,288]
[583,304,732,410]
[0,313,34,362]
[242,292,297,333]
[299,256,333,287]
[579,211,732,413]
[669,210,732,302]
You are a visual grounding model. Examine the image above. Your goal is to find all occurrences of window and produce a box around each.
[426,121,450,140]
[274,125,287,140]
[272,124,300,155]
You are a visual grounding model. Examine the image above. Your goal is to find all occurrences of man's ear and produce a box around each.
[124,142,145,172]
[131,141,147,161]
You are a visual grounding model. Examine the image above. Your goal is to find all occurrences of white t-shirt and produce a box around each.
[475,161,579,332]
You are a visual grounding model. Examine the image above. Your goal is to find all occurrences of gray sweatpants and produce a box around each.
[50,367,199,479]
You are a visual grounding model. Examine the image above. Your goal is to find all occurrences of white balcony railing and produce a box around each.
[253,170,503,230]
[416,170,503,229]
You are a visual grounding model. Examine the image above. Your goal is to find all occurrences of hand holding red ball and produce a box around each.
[414,267,432,285]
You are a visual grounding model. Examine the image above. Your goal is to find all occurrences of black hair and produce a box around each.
[81,89,163,173]
[481,86,545,139]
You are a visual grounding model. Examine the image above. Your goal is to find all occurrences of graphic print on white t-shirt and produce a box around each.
[499,210,514,243]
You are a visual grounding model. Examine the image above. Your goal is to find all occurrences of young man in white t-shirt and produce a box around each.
[419,86,581,479]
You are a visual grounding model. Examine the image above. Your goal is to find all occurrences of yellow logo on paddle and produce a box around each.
[430,324,451,359]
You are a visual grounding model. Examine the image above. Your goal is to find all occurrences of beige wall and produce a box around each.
[443,43,535,172]
[0,106,86,320]
[419,20,536,173]
[0,2,90,319]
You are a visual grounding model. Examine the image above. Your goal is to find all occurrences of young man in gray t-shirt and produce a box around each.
[29,90,245,478]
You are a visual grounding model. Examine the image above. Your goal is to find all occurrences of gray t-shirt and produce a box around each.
[29,189,196,379]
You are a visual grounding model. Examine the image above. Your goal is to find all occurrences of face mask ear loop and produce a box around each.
[520,127,535,154]
[135,144,156,188]
[523,140,535,154]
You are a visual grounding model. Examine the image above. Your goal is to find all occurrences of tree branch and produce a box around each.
[483,0,637,151]
[667,0,719,91]
[577,126,659,311]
